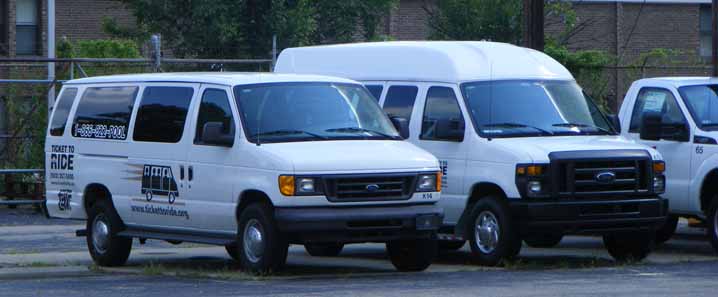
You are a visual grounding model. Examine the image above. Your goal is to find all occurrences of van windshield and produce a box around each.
[678,84,718,131]
[234,83,401,143]
[461,80,615,138]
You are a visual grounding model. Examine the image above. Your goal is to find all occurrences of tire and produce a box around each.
[168,192,176,204]
[438,240,465,251]
[467,196,521,266]
[86,200,132,267]
[524,233,563,248]
[707,197,718,254]
[304,243,344,257]
[655,216,679,245]
[145,191,152,202]
[237,203,288,275]
[386,238,436,272]
[603,232,654,262]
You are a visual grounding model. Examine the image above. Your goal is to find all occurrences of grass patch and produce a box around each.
[502,256,615,270]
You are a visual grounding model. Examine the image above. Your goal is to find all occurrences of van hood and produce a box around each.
[491,135,662,163]
[259,140,439,173]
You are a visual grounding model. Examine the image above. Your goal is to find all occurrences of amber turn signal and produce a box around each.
[278,175,295,196]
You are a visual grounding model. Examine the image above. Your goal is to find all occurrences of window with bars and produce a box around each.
[15,0,38,55]
[0,0,8,55]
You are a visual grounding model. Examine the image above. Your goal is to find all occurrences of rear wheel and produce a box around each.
[386,238,436,272]
[236,203,288,275]
[655,216,679,245]
[524,233,563,248]
[707,197,718,254]
[467,196,521,266]
[603,232,653,262]
[86,200,132,267]
[304,243,344,257]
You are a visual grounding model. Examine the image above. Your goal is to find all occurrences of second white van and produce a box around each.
[277,41,669,265]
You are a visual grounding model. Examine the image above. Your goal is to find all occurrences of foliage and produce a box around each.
[57,38,141,58]
[1,85,47,169]
[114,0,398,58]
[426,0,522,43]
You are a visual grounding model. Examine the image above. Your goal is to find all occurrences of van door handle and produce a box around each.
[188,166,194,181]
[179,165,185,180]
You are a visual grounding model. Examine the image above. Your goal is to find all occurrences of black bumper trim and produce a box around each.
[509,197,668,235]
[274,204,443,243]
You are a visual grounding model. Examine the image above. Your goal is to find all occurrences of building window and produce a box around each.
[700,5,713,58]
[0,0,8,55]
[15,0,38,55]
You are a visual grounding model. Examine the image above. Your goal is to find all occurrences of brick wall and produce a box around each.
[56,0,134,41]
[386,0,431,40]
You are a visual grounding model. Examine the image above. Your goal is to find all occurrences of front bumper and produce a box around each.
[274,204,443,244]
[509,196,668,235]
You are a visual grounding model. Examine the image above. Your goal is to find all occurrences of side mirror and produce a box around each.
[434,118,465,141]
[607,114,621,133]
[639,112,662,141]
[390,116,410,139]
[202,122,234,147]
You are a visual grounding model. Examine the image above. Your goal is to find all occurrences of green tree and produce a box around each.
[114,0,397,58]
[426,0,522,43]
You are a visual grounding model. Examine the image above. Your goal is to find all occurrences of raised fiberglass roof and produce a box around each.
[63,72,359,86]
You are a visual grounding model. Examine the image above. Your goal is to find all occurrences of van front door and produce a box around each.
[127,83,198,229]
[185,85,239,233]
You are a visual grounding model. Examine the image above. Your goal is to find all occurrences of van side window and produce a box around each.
[72,86,138,140]
[629,88,687,133]
[195,89,235,145]
[365,85,383,101]
[383,86,418,123]
[49,88,78,136]
[421,87,465,142]
[133,86,194,143]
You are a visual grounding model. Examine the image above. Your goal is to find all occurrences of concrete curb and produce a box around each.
[0,265,95,280]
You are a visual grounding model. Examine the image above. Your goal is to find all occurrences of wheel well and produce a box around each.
[455,182,508,237]
[236,190,273,221]
[700,169,718,211]
[83,183,113,212]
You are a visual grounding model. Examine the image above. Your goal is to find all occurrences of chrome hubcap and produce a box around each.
[92,215,110,254]
[243,219,265,263]
[475,211,500,254]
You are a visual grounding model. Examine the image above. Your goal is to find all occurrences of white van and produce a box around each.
[45,73,443,274]
[276,41,669,265]
[619,77,718,252]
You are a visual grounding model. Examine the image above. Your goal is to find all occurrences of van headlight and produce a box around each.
[652,160,666,194]
[279,175,324,196]
[416,172,442,192]
[516,164,550,198]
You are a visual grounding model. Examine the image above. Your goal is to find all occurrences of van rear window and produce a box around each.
[72,86,138,140]
[49,88,78,136]
[133,86,194,143]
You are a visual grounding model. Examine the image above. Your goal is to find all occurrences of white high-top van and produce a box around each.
[45,73,443,274]
[276,41,669,265]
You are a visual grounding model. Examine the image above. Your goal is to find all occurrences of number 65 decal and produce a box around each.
[696,146,704,154]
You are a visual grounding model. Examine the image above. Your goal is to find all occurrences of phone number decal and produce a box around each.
[73,123,127,140]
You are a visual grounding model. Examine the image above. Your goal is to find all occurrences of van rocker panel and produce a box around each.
[509,196,668,234]
[274,204,443,243]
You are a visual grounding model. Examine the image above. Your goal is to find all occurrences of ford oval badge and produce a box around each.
[366,184,380,192]
[595,171,617,184]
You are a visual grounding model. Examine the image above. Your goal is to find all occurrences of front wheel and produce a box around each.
[524,233,563,248]
[304,243,344,257]
[86,200,132,267]
[707,197,718,254]
[603,232,653,262]
[467,196,521,266]
[655,216,679,245]
[237,203,288,275]
[386,238,437,272]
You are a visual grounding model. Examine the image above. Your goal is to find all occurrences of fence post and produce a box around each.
[271,35,277,72]
[151,34,162,72]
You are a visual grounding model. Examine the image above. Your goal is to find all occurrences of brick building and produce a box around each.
[0,0,133,57]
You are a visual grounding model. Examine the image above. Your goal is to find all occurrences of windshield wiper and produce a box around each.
[552,123,614,135]
[252,129,327,142]
[325,127,400,139]
[482,122,553,135]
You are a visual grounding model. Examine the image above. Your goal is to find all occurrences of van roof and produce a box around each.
[275,41,574,83]
[63,72,359,86]
[634,76,718,87]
